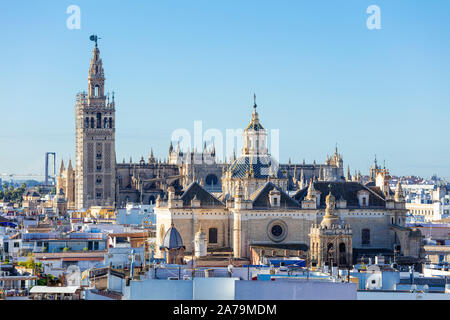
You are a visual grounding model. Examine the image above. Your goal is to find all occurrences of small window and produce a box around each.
[362,229,370,245]
[274,198,278,206]
[14,242,20,248]
[209,228,218,244]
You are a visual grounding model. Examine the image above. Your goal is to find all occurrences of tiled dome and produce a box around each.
[161,224,184,249]
[228,154,284,179]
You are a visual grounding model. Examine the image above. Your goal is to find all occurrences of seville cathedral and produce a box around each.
[57,40,423,265]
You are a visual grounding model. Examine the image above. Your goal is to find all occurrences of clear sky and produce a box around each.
[0,0,449,180]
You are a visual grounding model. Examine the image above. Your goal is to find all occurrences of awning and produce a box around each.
[29,286,80,294]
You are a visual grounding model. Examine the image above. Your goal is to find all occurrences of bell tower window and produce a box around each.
[96,113,101,128]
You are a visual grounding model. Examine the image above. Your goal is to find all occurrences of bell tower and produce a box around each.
[75,35,116,209]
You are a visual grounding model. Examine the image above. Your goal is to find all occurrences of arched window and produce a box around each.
[205,174,218,186]
[104,118,108,128]
[209,228,218,244]
[148,195,156,205]
[85,117,89,128]
[362,229,370,246]
[95,85,100,97]
[90,118,95,128]
[109,118,113,129]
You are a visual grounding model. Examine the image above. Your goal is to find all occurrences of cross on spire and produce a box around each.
[253,93,257,111]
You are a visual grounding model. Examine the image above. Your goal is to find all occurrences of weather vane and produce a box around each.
[89,34,101,47]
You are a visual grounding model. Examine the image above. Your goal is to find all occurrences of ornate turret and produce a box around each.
[394,180,405,202]
[306,178,316,200]
[310,191,353,268]
[242,94,267,156]
[320,191,339,228]
[234,182,244,200]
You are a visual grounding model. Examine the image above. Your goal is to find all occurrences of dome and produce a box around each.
[162,224,184,249]
[228,154,284,179]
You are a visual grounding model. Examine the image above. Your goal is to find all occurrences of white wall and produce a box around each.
[235,280,357,300]
[125,280,193,300]
[122,278,357,300]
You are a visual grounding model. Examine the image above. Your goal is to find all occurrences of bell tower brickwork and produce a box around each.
[75,40,116,209]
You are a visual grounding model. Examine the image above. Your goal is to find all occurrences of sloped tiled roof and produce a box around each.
[180,182,225,208]
[250,182,302,209]
[293,181,386,207]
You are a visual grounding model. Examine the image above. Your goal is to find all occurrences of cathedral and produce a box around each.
[57,39,423,265]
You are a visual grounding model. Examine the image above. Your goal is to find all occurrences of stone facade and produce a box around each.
[66,41,423,265]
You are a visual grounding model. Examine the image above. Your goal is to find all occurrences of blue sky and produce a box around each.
[0,1,449,180]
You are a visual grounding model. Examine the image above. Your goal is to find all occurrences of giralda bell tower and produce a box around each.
[75,36,116,209]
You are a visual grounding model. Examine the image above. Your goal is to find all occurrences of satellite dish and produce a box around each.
[366,273,382,290]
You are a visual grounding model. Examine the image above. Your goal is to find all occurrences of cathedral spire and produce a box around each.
[59,159,65,175]
[318,165,324,181]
